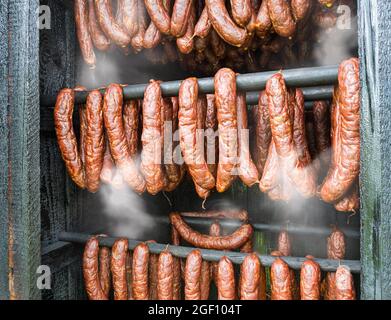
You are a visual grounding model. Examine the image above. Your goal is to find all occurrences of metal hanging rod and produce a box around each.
[156,217,359,239]
[58,232,361,273]
[40,66,337,107]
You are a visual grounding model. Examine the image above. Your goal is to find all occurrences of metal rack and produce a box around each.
[40,66,337,107]
[58,232,361,273]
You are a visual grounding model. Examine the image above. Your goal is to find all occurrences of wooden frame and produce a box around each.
[358,0,391,300]
[0,0,41,299]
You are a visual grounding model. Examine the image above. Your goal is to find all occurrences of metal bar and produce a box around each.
[40,65,338,107]
[161,217,359,239]
[58,232,361,273]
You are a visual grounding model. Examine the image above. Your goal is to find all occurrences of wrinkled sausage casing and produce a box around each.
[178,78,215,191]
[141,81,167,195]
[170,0,193,37]
[171,226,183,300]
[132,243,150,300]
[217,257,236,300]
[271,257,293,300]
[334,181,360,212]
[123,100,140,158]
[194,6,212,38]
[205,0,248,47]
[131,0,148,52]
[205,94,218,178]
[291,0,312,21]
[300,259,321,300]
[170,212,253,250]
[237,93,259,187]
[103,84,146,193]
[320,58,360,203]
[215,68,238,192]
[94,0,131,47]
[255,0,272,38]
[240,253,261,300]
[100,138,115,184]
[177,5,196,58]
[313,100,331,168]
[185,249,202,300]
[117,0,139,38]
[85,90,105,193]
[83,237,108,300]
[200,260,211,300]
[99,245,111,298]
[87,0,111,51]
[111,238,129,300]
[335,266,356,300]
[327,228,345,260]
[148,245,159,300]
[266,73,316,198]
[144,0,171,35]
[278,230,291,257]
[54,89,86,189]
[267,0,296,38]
[254,90,272,178]
[75,0,96,67]
[209,221,221,283]
[231,0,253,27]
[157,250,174,300]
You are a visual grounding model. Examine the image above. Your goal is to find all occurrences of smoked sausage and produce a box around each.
[103,84,146,193]
[170,212,253,250]
[85,90,105,193]
[277,230,291,257]
[300,259,321,300]
[178,78,215,191]
[100,138,115,185]
[237,92,259,186]
[123,100,140,158]
[54,89,86,189]
[215,68,238,192]
[217,257,236,300]
[200,260,211,300]
[240,253,261,300]
[205,94,218,178]
[87,0,111,51]
[291,0,311,21]
[157,250,174,300]
[209,221,221,283]
[312,100,331,168]
[185,249,202,300]
[335,265,356,300]
[194,6,212,38]
[94,0,131,47]
[170,0,193,37]
[320,58,360,203]
[99,244,111,298]
[132,243,150,300]
[111,238,129,300]
[171,226,182,299]
[144,0,171,35]
[141,81,167,194]
[83,237,108,300]
[270,257,293,300]
[231,0,253,27]
[75,0,96,67]
[267,0,296,38]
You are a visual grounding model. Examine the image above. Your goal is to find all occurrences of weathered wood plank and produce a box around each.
[358,0,391,300]
[0,0,41,299]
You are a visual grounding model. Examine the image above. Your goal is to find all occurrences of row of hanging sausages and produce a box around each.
[75,0,354,68]
[82,211,355,300]
[54,58,360,212]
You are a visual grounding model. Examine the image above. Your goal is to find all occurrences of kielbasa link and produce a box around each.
[54,89,86,189]
[94,0,131,47]
[255,0,271,38]
[320,58,360,203]
[157,250,174,300]
[185,249,202,300]
[103,84,146,193]
[177,4,196,54]
[267,0,296,38]
[131,0,148,52]
[300,259,321,300]
[205,0,248,47]
[111,238,129,300]
[123,100,140,158]
[277,230,291,257]
[83,237,108,300]
[194,6,212,38]
[291,0,311,21]
[85,90,105,193]
[254,90,272,178]
[170,212,253,250]
[170,0,193,37]
[200,260,211,300]
[148,242,159,300]
[181,209,249,221]
[240,253,261,300]
[231,0,253,27]
[334,181,359,213]
[118,0,139,38]
[237,92,259,187]
[100,138,115,185]
[179,78,215,191]
[313,100,331,168]
[270,257,293,300]
[144,0,171,35]
[335,266,356,300]
[171,226,183,300]
[98,244,111,298]
[217,257,236,300]
[132,243,150,300]
[141,81,167,195]
[209,221,221,283]
[75,0,96,67]
[215,68,238,192]
[88,0,111,51]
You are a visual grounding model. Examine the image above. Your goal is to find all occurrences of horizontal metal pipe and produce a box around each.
[168,217,359,239]
[58,232,361,273]
[40,65,338,107]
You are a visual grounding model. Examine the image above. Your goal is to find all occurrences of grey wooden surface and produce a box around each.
[0,0,41,299]
[358,0,391,300]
